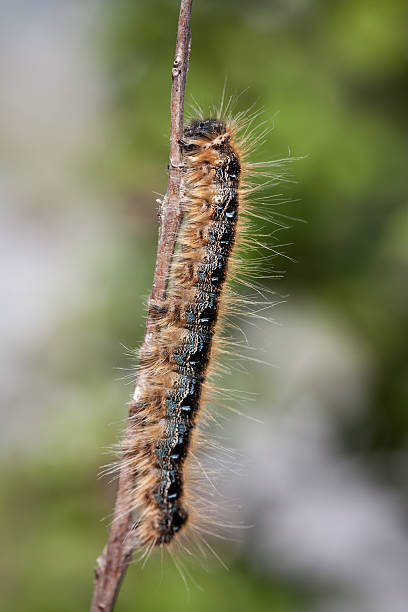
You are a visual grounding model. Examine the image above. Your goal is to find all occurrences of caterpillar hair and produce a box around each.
[108,102,294,558]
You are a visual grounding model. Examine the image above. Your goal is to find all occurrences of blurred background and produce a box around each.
[1,1,407,611]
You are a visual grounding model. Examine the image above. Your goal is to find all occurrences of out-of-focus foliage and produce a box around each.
[1,1,407,611]
[99,0,408,453]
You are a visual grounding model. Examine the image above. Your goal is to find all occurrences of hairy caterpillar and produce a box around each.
[117,106,288,555]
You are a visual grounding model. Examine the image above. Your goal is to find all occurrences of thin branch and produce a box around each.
[90,2,193,610]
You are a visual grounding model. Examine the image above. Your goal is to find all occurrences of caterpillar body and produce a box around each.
[119,111,283,554]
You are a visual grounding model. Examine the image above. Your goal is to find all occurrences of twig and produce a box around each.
[90,2,193,610]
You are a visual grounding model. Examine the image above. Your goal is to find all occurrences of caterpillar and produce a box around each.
[118,108,286,555]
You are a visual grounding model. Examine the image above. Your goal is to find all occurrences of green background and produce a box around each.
[1,1,407,611]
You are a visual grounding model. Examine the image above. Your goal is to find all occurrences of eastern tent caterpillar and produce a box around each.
[116,107,287,555]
